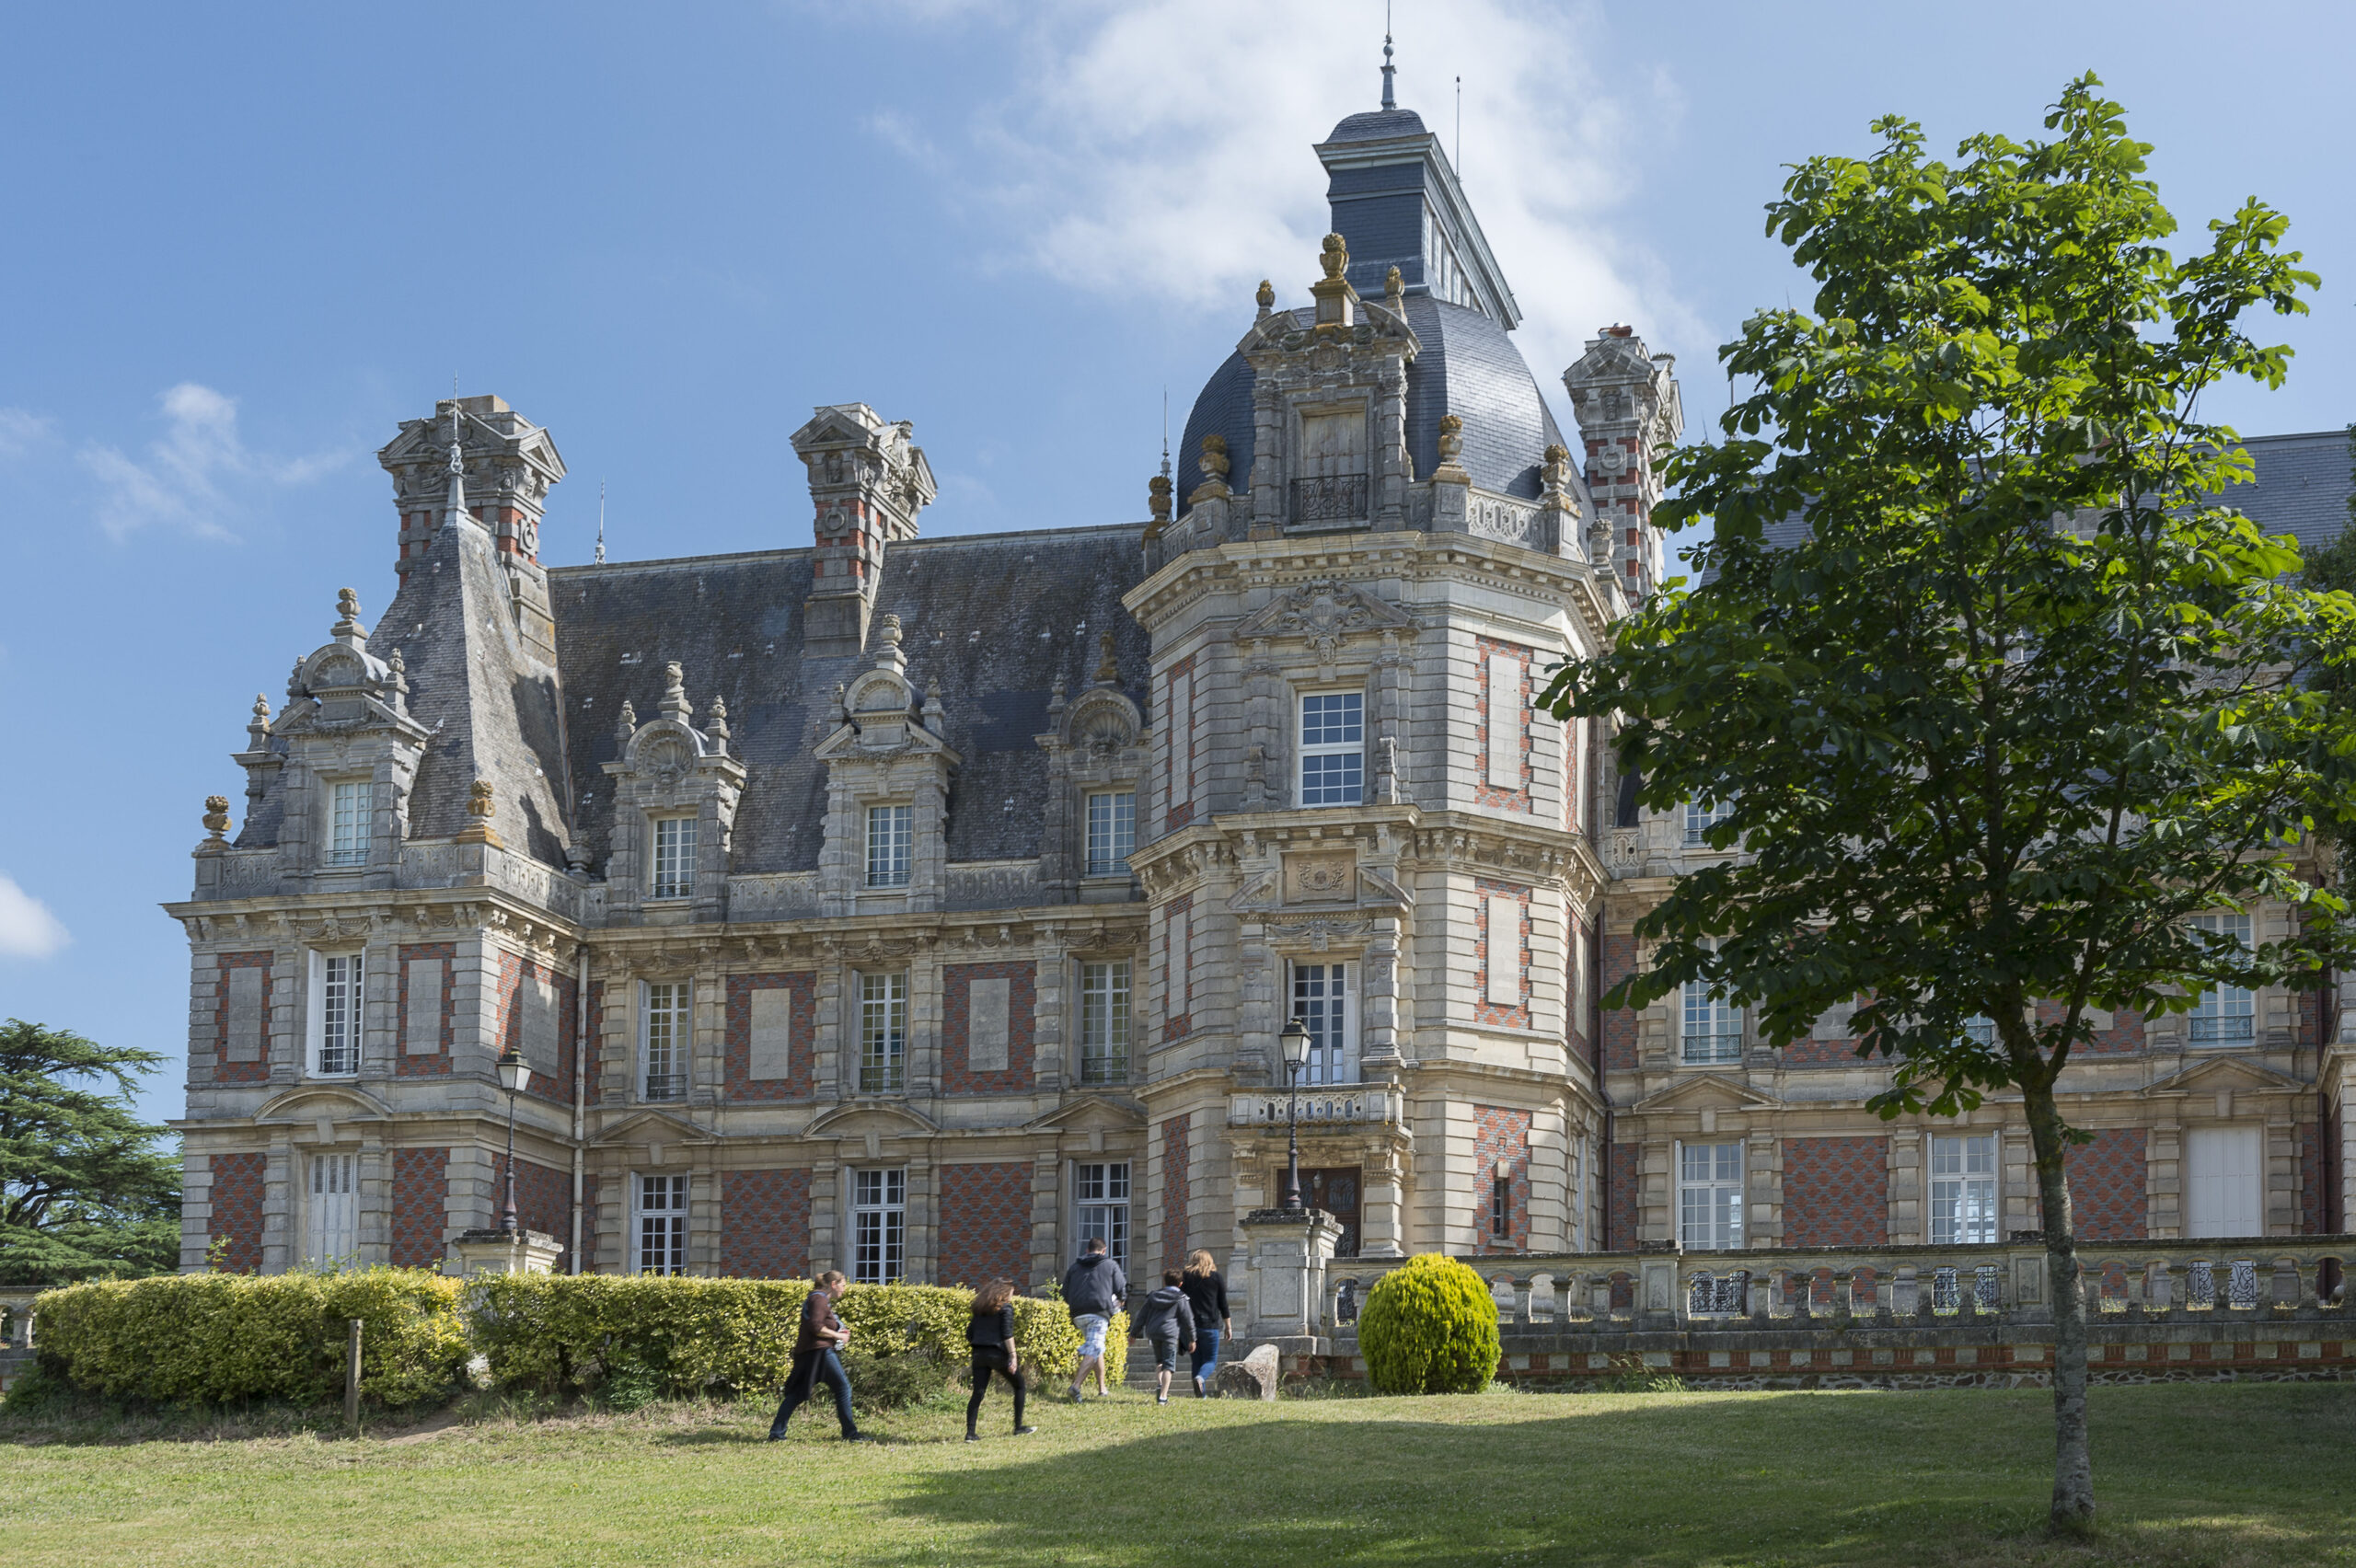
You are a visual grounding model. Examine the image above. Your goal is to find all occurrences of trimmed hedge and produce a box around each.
[1357,1253,1501,1394]
[30,1269,468,1408]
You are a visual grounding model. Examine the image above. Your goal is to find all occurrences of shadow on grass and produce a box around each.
[875,1385,2355,1568]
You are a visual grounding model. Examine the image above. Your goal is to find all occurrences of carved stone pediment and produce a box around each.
[1235,580,1415,663]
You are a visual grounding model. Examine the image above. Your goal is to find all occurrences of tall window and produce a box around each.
[2190,913,2255,1044]
[1929,1134,1997,1246]
[636,1174,687,1275]
[327,780,369,867]
[1679,1142,1744,1251]
[1961,1015,1997,1048]
[306,1152,356,1265]
[651,815,697,899]
[1086,790,1136,877]
[852,1169,906,1283]
[1292,963,1355,1084]
[1683,797,1734,847]
[1079,961,1131,1084]
[642,981,688,1101]
[1490,1169,1512,1240]
[312,951,364,1076]
[866,803,912,888]
[860,971,907,1091]
[1299,692,1364,806]
[1680,978,1743,1064]
[1074,1161,1129,1266]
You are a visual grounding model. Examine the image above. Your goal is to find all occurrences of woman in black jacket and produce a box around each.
[964,1278,1036,1442]
[1180,1250,1231,1398]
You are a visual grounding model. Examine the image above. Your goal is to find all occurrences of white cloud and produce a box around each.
[904,0,1702,399]
[0,874,69,961]
[0,407,53,460]
[80,383,346,542]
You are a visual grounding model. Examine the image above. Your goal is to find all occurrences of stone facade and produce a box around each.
[164,90,2353,1313]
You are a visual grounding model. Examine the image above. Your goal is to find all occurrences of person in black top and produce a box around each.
[768,1272,863,1441]
[964,1278,1036,1442]
[1180,1249,1232,1398]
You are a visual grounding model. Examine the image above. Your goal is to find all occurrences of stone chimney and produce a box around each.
[1564,328,1682,601]
[790,403,936,658]
[378,395,566,579]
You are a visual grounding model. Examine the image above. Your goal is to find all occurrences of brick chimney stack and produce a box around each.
[1564,329,1682,601]
[378,395,566,578]
[790,403,935,658]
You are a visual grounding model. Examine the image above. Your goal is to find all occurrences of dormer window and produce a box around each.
[866,803,912,889]
[326,779,369,867]
[1300,692,1364,806]
[651,815,697,899]
[1086,791,1135,877]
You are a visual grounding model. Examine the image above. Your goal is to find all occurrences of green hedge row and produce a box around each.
[28,1270,1123,1409]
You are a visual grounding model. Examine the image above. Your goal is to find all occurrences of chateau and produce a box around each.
[166,86,2353,1310]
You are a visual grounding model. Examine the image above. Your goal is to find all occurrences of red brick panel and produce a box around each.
[584,981,606,1106]
[1601,933,1638,1071]
[1605,1141,1637,1251]
[2069,1127,2147,1240]
[2296,1122,2326,1236]
[721,1168,812,1279]
[1472,1105,1534,1252]
[940,963,1037,1095]
[1472,637,1535,813]
[490,949,577,1102]
[2036,998,2146,1055]
[509,1156,583,1270]
[212,951,275,1086]
[390,1147,450,1269]
[206,1151,267,1272]
[1472,879,1532,1030]
[1782,1136,1889,1247]
[937,1163,1032,1289]
[395,943,456,1079]
[1161,1113,1192,1274]
[724,972,818,1101]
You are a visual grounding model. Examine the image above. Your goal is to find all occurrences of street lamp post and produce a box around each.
[495,1045,529,1238]
[1278,1016,1311,1213]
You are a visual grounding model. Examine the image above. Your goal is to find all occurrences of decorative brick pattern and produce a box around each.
[725,972,817,1101]
[510,1156,581,1269]
[940,962,1035,1094]
[2036,998,2146,1055]
[1161,1113,1191,1274]
[1160,894,1193,1044]
[395,943,456,1078]
[212,951,275,1085]
[1782,1136,1889,1247]
[2069,1127,2147,1240]
[937,1163,1031,1288]
[491,948,576,1102]
[2296,1122,2326,1236]
[390,1147,450,1268]
[584,981,605,1106]
[1601,932,1638,1071]
[1472,878,1532,1029]
[1606,1142,1637,1251]
[1472,1105,1533,1252]
[206,1151,267,1272]
[1472,636,1535,812]
[721,1168,811,1278]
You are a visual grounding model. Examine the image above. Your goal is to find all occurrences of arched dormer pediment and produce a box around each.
[1026,1094,1147,1133]
[587,1108,710,1147]
[622,717,710,784]
[1061,686,1141,756]
[253,1083,395,1123]
[805,1101,940,1136]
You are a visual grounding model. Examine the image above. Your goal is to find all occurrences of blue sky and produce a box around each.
[3,1,2350,1126]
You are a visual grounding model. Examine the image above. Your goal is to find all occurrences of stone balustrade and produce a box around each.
[1228,1085,1405,1128]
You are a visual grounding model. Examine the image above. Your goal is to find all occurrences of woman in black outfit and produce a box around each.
[1180,1249,1231,1398]
[964,1278,1036,1442]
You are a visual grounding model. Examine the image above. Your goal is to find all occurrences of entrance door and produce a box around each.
[2185,1126,2262,1238]
[306,1152,357,1265]
[1302,1167,1361,1258]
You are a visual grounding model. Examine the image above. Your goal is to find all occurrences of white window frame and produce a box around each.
[1683,797,1734,847]
[2189,913,2256,1045]
[1074,1160,1130,1267]
[1299,690,1364,807]
[641,980,689,1101]
[1928,1133,1998,1246]
[307,949,364,1078]
[859,971,907,1092]
[1085,790,1136,878]
[650,814,697,901]
[305,1151,357,1266]
[1680,977,1743,1065]
[1678,1141,1745,1251]
[865,802,913,889]
[851,1168,907,1284]
[634,1172,688,1275]
[1079,959,1132,1085]
[1290,960,1357,1085]
[325,778,370,868]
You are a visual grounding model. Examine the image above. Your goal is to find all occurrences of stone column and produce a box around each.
[446,1228,564,1276]
[1240,1207,1341,1350]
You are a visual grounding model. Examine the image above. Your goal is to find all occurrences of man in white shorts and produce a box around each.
[1060,1236,1127,1401]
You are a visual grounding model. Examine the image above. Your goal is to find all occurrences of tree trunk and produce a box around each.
[2023,1080,2096,1534]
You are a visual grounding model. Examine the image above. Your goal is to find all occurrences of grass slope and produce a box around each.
[2,1382,2350,1566]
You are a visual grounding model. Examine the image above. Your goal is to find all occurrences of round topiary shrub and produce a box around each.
[1356,1253,1500,1395]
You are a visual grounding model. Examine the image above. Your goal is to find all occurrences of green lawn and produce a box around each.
[2,1381,2350,1567]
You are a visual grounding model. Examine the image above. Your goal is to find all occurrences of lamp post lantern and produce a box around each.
[495,1045,529,1238]
[1278,1016,1311,1213]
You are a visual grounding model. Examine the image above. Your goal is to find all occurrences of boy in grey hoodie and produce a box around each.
[1136,1269,1197,1404]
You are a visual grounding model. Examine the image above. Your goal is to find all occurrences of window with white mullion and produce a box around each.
[651,815,697,900]
[866,803,912,888]
[1299,692,1364,806]
[306,1152,357,1265]
[635,1173,688,1275]
[326,779,370,867]
[1085,791,1136,877]
[1683,797,1734,847]
[1678,1142,1744,1251]
[860,971,907,1091]
[1080,960,1131,1085]
[1291,962,1356,1085]
[852,1168,906,1283]
[1074,1161,1129,1266]
[311,951,364,1077]
[2189,913,2255,1043]
[642,981,689,1101]
[1680,978,1743,1064]
[1929,1134,1997,1245]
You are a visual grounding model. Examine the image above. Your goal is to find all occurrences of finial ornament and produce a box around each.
[616,698,637,742]
[708,692,731,753]
[202,795,232,841]
[467,779,495,817]
[1199,432,1230,479]
[1380,7,1396,110]
[456,778,504,847]
[660,661,692,719]
[1255,279,1276,313]
[1148,472,1172,525]
[444,400,469,526]
[1438,412,1464,463]
[1094,628,1120,686]
[336,587,360,627]
[1385,264,1403,302]
[1320,233,1349,282]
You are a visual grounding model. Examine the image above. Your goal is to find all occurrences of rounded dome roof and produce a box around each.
[1324,108,1426,144]
[1177,293,1565,513]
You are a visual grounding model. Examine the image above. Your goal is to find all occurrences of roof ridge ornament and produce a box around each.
[1380,6,1395,110]
[444,401,468,531]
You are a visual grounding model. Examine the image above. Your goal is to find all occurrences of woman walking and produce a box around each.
[964,1278,1037,1442]
[1179,1249,1231,1398]
[1135,1269,1196,1405]
[769,1271,864,1442]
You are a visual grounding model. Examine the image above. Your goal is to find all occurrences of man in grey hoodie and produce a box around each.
[1135,1270,1197,1405]
[1060,1238,1127,1401]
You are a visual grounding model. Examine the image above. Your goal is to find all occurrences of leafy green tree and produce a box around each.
[0,1020,181,1287]
[1544,78,2351,1532]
